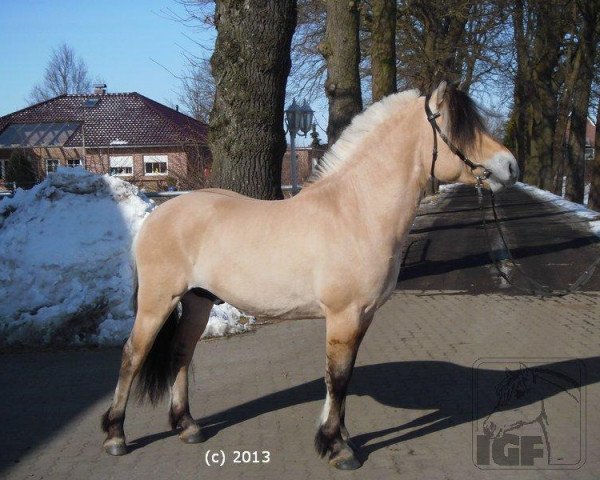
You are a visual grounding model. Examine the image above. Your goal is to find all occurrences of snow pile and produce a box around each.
[516,182,600,238]
[203,303,254,339]
[0,168,254,347]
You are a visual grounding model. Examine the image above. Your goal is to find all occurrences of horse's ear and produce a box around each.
[432,81,448,109]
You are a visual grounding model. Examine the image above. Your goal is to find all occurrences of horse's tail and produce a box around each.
[132,262,178,405]
[134,307,179,405]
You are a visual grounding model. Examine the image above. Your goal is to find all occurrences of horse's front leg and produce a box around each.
[315,307,372,470]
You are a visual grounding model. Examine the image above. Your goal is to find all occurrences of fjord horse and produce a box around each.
[101,82,519,469]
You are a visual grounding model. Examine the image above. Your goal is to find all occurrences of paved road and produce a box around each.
[2,184,600,480]
[399,184,600,293]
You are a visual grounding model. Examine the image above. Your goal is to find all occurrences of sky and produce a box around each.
[0,0,320,145]
[0,0,214,116]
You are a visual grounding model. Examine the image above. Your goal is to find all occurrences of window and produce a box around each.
[585,146,594,162]
[46,159,59,173]
[0,159,6,180]
[0,122,80,148]
[83,98,99,108]
[144,155,168,175]
[67,158,83,168]
[109,156,133,176]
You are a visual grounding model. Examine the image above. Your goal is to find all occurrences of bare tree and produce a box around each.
[177,58,215,122]
[28,43,92,104]
[288,0,328,102]
[563,0,600,203]
[509,0,571,189]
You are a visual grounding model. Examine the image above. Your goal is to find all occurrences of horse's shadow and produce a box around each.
[131,357,599,461]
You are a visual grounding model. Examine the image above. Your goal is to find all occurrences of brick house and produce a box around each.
[281,145,327,190]
[0,86,209,191]
[585,116,596,161]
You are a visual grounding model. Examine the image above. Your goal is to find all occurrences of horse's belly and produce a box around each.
[196,262,324,320]
[219,286,324,320]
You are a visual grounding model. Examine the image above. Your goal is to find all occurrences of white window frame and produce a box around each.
[0,159,7,180]
[143,155,168,176]
[67,158,83,168]
[46,158,59,174]
[109,155,134,176]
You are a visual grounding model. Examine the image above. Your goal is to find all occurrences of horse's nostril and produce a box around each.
[509,162,514,175]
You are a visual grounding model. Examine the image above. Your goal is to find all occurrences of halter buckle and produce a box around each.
[427,111,441,122]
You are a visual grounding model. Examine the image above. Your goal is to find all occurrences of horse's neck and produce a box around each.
[312,125,426,247]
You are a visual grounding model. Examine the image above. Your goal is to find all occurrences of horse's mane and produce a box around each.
[309,89,420,183]
[308,85,487,184]
[445,83,488,155]
[494,366,581,407]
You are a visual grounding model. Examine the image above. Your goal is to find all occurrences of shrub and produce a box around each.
[5,149,37,189]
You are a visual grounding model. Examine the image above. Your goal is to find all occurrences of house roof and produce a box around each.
[0,92,207,148]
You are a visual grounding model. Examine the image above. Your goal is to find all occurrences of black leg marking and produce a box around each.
[101,407,125,438]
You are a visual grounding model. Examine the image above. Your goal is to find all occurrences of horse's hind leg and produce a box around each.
[315,308,373,470]
[169,291,213,443]
[101,284,181,456]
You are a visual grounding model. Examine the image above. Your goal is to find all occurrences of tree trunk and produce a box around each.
[511,0,529,180]
[564,0,599,203]
[208,0,297,199]
[551,39,582,194]
[512,0,568,188]
[321,0,363,144]
[371,0,397,102]
[588,97,600,211]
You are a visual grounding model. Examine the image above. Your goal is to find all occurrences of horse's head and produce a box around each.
[483,364,542,438]
[424,82,519,192]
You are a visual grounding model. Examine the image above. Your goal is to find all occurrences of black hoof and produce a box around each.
[103,440,127,456]
[331,456,362,470]
[180,430,205,444]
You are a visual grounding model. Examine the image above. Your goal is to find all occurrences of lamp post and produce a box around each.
[285,98,314,195]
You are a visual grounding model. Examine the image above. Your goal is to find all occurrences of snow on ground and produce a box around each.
[0,168,254,347]
[438,183,463,193]
[516,182,600,238]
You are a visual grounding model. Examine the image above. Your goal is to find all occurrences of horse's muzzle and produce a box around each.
[486,153,519,192]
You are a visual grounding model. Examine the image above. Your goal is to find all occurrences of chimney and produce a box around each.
[176,105,179,112]
[93,83,107,95]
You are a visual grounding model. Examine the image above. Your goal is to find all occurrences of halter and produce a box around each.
[424,94,492,189]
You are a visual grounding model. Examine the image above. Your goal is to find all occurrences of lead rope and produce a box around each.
[475,179,600,297]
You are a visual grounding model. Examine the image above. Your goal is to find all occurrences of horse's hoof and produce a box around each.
[103,438,127,456]
[180,431,204,444]
[179,426,205,444]
[331,456,361,470]
[330,444,361,470]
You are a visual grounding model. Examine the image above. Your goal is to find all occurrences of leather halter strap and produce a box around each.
[424,94,491,181]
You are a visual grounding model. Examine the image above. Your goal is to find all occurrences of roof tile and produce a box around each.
[0,93,207,148]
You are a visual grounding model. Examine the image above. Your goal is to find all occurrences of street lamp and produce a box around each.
[285,98,314,195]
